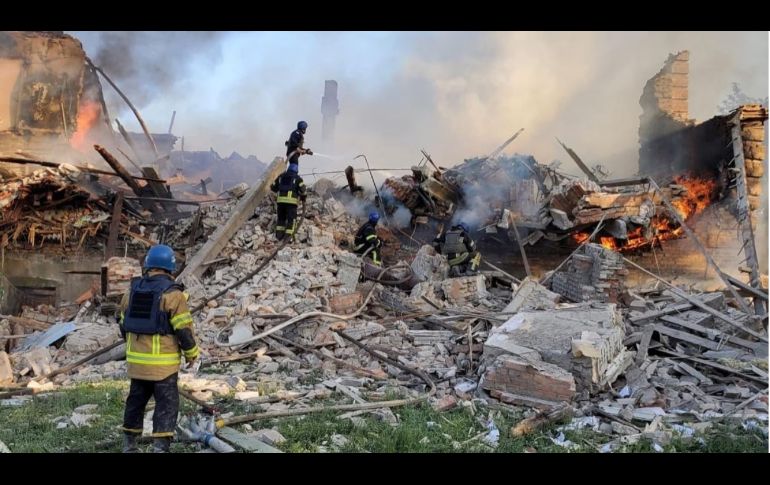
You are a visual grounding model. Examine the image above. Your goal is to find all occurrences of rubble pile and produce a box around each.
[0,179,766,454]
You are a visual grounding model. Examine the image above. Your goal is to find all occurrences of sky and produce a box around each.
[71,31,769,183]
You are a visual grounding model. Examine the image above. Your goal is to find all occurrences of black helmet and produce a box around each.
[297,121,308,131]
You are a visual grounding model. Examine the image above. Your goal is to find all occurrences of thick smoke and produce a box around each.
[70,32,766,185]
[71,31,225,119]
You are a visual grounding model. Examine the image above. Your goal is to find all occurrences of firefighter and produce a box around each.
[353,211,383,266]
[285,120,313,166]
[119,245,199,453]
[270,163,307,241]
[433,222,481,276]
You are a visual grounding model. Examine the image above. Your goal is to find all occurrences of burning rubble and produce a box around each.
[0,40,767,453]
[2,169,767,452]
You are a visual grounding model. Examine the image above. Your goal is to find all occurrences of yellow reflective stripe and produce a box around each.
[354,244,365,250]
[126,333,132,352]
[151,432,174,438]
[119,311,124,323]
[183,292,190,302]
[449,253,469,265]
[152,334,160,355]
[126,351,181,366]
[122,427,143,434]
[183,345,199,358]
[276,197,298,204]
[366,234,377,240]
[170,312,193,329]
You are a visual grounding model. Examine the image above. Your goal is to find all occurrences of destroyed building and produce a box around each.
[0,41,767,454]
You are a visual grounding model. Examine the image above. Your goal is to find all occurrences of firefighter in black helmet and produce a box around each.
[270,163,307,241]
[433,222,481,276]
[285,121,313,167]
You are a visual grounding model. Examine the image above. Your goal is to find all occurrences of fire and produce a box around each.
[571,175,717,253]
[70,101,101,150]
[670,175,717,219]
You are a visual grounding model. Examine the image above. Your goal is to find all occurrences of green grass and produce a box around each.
[1,380,767,453]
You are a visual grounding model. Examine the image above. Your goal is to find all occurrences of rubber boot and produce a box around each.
[152,437,172,453]
[122,434,140,453]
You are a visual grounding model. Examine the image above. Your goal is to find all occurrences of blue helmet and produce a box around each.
[297,121,308,131]
[458,222,470,233]
[287,163,298,174]
[369,211,380,224]
[145,244,176,272]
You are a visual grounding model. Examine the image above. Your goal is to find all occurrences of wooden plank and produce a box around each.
[556,138,600,183]
[655,324,727,351]
[660,315,760,352]
[629,302,693,324]
[599,176,650,188]
[725,273,768,302]
[623,256,767,342]
[217,426,283,453]
[105,192,124,260]
[676,362,713,385]
[655,348,767,385]
[648,177,756,318]
[177,157,285,281]
[635,325,654,365]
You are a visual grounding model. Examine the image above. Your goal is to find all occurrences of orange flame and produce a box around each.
[70,101,101,150]
[571,175,717,253]
[670,175,717,219]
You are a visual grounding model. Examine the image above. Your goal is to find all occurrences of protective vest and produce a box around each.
[276,173,301,205]
[123,275,182,336]
[442,230,466,255]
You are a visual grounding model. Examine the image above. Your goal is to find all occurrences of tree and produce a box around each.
[718,83,769,115]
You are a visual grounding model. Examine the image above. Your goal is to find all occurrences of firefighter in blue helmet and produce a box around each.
[285,121,313,167]
[118,245,199,453]
[270,163,307,241]
[433,222,481,276]
[353,211,382,266]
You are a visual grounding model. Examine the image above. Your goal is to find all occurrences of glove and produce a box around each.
[300,195,307,202]
[185,355,198,368]
[306,149,313,155]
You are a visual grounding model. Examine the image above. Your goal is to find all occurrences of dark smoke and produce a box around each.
[70,31,225,109]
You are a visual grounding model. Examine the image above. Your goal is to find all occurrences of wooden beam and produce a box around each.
[90,62,159,160]
[648,177,756,318]
[629,302,695,324]
[623,256,767,342]
[105,191,124,260]
[93,145,144,196]
[0,156,164,183]
[177,157,286,281]
[660,315,761,352]
[556,138,600,183]
[725,273,768,302]
[655,348,767,385]
[654,324,729,351]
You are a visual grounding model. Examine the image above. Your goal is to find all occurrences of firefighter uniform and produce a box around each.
[354,221,382,266]
[118,269,199,451]
[434,225,481,276]
[270,169,307,240]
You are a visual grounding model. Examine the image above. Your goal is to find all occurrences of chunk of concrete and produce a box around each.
[441,275,489,305]
[410,245,449,282]
[503,277,560,313]
[336,252,361,293]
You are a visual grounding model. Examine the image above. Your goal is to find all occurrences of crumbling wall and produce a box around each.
[635,52,768,285]
[0,272,20,314]
[0,31,112,175]
[2,252,102,304]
